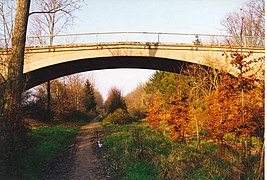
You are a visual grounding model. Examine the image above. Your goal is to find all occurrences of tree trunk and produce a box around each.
[47,80,51,120]
[2,1,31,176]
[195,113,200,149]
[5,0,31,108]
[257,141,264,179]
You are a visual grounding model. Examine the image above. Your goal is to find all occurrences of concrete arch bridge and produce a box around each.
[0,32,265,89]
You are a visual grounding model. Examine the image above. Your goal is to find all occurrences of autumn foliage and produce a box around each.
[167,94,189,141]
[203,74,256,143]
[145,51,264,146]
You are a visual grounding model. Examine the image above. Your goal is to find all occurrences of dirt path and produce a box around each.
[45,119,109,179]
[68,119,109,180]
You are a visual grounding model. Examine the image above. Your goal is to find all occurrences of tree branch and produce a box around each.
[29,8,69,16]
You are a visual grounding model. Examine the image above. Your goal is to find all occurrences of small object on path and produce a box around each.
[97,140,104,148]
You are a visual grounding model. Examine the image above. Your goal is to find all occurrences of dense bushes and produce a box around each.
[103,109,136,125]
[105,88,127,114]
[59,110,93,125]
[22,102,50,122]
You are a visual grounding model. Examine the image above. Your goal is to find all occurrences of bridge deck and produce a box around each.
[0,33,264,89]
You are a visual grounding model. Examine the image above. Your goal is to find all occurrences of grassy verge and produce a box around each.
[103,124,171,179]
[0,110,96,179]
[24,126,79,179]
[0,125,80,179]
[103,123,261,179]
[21,112,96,179]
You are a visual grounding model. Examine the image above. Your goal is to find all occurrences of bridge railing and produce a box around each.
[0,32,265,49]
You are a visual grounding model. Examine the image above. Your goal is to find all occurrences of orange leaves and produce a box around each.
[147,96,163,128]
[226,50,264,81]
[147,92,189,141]
[230,50,253,79]
[204,91,240,142]
[146,57,264,145]
[203,74,257,143]
[167,96,189,141]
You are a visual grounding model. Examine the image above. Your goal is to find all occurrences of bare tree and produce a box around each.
[221,0,265,47]
[0,0,15,94]
[65,74,84,111]
[125,84,147,118]
[29,0,83,46]
[0,1,31,176]
[0,0,15,49]
[28,0,83,118]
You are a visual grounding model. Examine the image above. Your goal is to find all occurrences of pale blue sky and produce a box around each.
[68,0,247,99]
[73,0,246,34]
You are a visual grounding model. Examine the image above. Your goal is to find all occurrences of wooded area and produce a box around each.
[0,0,264,178]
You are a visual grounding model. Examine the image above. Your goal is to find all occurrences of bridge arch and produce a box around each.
[25,56,198,90]
[23,42,264,90]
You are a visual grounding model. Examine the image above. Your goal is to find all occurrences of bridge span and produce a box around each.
[0,32,265,89]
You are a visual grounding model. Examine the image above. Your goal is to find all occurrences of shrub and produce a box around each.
[0,107,29,178]
[60,110,92,125]
[103,109,136,125]
[22,103,50,122]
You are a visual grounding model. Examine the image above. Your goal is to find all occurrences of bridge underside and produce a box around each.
[24,56,196,90]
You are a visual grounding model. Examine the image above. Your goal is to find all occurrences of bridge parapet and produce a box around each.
[0,33,264,89]
[0,32,265,49]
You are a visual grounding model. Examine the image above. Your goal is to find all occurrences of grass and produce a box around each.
[0,110,96,179]
[103,124,171,179]
[20,111,96,179]
[127,162,159,180]
[103,123,262,179]
[24,126,79,179]
[0,125,79,179]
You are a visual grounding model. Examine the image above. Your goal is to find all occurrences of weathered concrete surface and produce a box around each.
[0,43,264,89]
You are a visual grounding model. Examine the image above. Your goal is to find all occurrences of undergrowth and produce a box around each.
[25,126,79,179]
[104,124,171,179]
[0,125,79,179]
[103,123,262,179]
